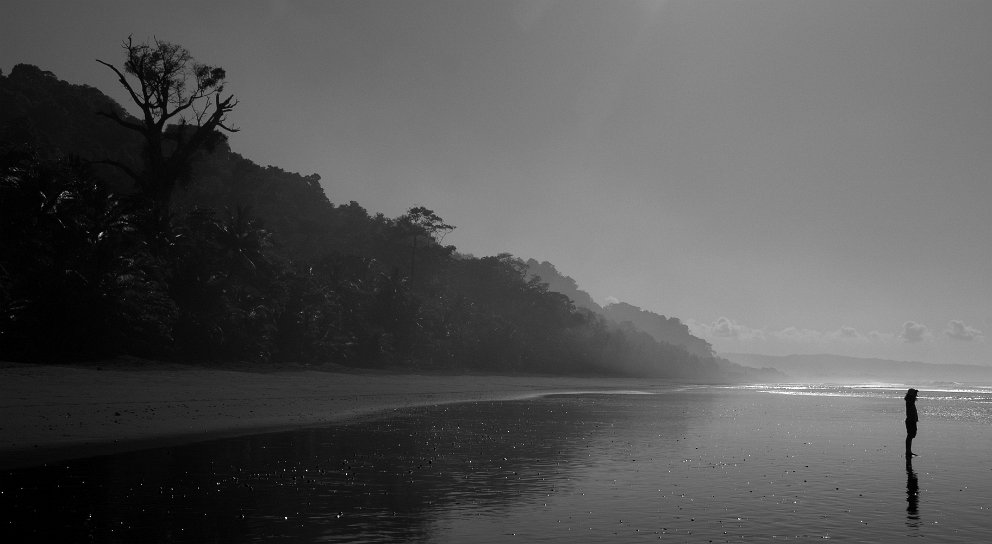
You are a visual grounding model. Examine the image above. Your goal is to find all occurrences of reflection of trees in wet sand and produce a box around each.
[0,395,691,542]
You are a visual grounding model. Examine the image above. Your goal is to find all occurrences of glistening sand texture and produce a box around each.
[0,362,652,468]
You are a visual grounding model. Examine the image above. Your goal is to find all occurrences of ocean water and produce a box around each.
[3,384,992,542]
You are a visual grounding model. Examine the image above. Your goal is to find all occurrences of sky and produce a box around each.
[3,0,991,365]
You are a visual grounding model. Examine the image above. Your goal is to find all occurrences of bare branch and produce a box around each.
[95,59,145,114]
[92,159,141,183]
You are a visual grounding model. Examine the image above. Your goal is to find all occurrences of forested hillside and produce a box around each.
[524,260,605,314]
[0,45,773,381]
[524,260,713,357]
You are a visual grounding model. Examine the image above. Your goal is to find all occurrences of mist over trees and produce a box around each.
[524,260,605,314]
[524,260,712,356]
[0,39,775,381]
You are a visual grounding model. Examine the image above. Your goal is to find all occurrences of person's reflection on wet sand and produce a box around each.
[906,457,920,528]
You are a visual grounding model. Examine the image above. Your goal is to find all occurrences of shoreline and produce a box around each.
[0,362,663,470]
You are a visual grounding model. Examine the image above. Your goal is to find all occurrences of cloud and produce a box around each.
[603,296,620,306]
[770,325,869,344]
[945,320,983,342]
[772,326,823,343]
[825,325,869,343]
[900,321,929,343]
[690,319,914,348]
[692,317,765,341]
[836,326,860,339]
[712,317,743,338]
[867,330,895,343]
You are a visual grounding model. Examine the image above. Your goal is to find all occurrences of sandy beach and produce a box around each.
[0,361,648,469]
[4,380,992,541]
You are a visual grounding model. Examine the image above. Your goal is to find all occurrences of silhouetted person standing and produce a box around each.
[905,388,919,457]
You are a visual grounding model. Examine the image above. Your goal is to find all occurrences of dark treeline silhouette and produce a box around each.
[0,40,774,381]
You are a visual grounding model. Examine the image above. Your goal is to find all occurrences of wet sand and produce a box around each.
[0,361,653,469]
[6,385,990,542]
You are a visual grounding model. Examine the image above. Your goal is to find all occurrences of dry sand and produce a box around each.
[0,361,640,469]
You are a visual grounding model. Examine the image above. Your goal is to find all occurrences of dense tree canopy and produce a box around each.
[0,41,779,382]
